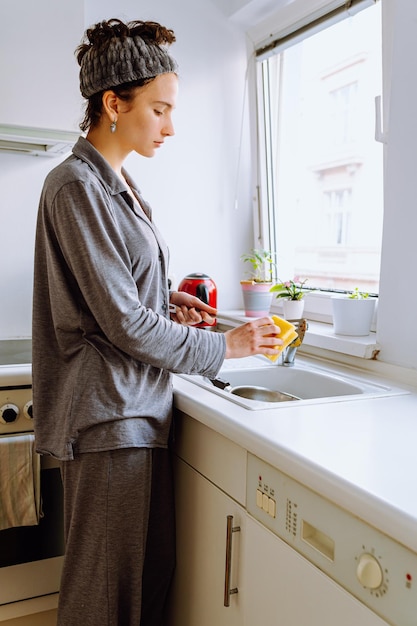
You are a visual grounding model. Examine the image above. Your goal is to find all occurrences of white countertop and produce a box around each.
[2,340,416,556]
[173,355,417,554]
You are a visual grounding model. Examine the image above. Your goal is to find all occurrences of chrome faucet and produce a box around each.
[280,318,308,367]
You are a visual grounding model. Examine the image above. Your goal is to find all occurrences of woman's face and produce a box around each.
[117,73,178,158]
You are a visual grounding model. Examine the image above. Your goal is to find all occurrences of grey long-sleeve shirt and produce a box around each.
[32,137,225,460]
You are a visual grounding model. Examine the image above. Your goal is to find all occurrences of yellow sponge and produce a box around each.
[265,315,298,362]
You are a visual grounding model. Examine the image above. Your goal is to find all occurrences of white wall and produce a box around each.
[376,0,417,368]
[0,0,84,338]
[0,154,57,338]
[85,0,253,301]
[0,0,83,130]
[0,0,253,338]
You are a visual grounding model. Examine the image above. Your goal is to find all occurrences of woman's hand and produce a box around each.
[224,317,282,359]
[169,291,217,326]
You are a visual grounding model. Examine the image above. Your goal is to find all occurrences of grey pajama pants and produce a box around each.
[57,447,176,626]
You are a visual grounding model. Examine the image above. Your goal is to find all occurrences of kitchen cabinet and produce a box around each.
[168,457,246,626]
[167,410,247,625]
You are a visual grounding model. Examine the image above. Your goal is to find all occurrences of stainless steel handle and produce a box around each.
[224,514,241,607]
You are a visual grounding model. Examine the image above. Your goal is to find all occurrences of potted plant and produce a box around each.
[331,288,377,336]
[240,248,275,317]
[270,277,309,319]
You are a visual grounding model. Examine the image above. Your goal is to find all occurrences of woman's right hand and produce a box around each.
[224,317,282,360]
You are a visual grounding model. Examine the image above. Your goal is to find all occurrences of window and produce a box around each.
[323,188,351,246]
[256,1,382,295]
[329,82,358,146]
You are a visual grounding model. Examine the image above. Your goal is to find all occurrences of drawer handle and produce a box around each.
[224,514,240,607]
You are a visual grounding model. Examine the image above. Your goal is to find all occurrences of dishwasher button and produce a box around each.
[268,497,276,518]
[262,493,269,512]
[256,489,263,508]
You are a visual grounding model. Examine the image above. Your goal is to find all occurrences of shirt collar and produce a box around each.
[72,136,131,197]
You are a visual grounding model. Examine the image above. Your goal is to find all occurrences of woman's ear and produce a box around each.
[102,90,119,123]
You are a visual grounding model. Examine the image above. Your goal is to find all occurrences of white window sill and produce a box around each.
[218,310,379,360]
[297,320,379,359]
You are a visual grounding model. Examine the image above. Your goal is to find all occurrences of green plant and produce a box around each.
[348,287,369,299]
[270,277,309,301]
[241,248,275,283]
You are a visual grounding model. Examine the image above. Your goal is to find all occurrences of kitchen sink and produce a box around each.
[179,357,408,410]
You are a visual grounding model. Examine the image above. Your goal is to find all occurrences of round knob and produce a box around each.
[0,403,19,424]
[356,553,383,589]
[23,401,33,420]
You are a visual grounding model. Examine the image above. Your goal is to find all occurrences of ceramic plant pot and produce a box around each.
[282,299,305,320]
[331,296,376,336]
[241,281,273,317]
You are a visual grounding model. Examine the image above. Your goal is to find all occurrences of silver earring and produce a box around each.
[110,120,117,133]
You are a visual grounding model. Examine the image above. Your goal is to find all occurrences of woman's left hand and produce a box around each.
[169,291,217,326]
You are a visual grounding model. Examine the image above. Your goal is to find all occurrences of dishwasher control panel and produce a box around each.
[247,453,417,626]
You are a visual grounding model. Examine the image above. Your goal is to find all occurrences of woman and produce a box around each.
[32,18,282,626]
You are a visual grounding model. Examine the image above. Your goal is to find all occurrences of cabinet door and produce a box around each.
[167,457,246,626]
[243,516,389,626]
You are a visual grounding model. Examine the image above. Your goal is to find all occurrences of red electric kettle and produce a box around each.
[178,273,217,328]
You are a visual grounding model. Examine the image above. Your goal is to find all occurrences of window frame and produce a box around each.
[253,0,382,325]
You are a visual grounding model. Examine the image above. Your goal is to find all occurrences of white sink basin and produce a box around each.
[180,357,407,410]
[217,367,368,399]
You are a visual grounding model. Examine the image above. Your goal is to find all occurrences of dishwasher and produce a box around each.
[245,453,417,626]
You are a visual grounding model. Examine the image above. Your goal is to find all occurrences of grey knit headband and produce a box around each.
[79,34,178,98]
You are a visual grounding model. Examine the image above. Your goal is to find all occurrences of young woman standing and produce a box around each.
[32,18,282,626]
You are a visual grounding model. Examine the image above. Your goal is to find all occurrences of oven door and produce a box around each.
[0,454,64,606]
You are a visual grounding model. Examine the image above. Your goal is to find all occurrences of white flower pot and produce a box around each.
[331,296,376,336]
[282,299,305,320]
[241,281,273,317]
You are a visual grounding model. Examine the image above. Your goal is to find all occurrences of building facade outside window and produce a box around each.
[256,1,382,295]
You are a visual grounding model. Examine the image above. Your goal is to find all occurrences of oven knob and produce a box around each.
[356,553,383,589]
[23,401,33,420]
[0,403,20,424]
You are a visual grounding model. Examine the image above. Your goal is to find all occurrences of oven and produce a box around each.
[0,340,64,622]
